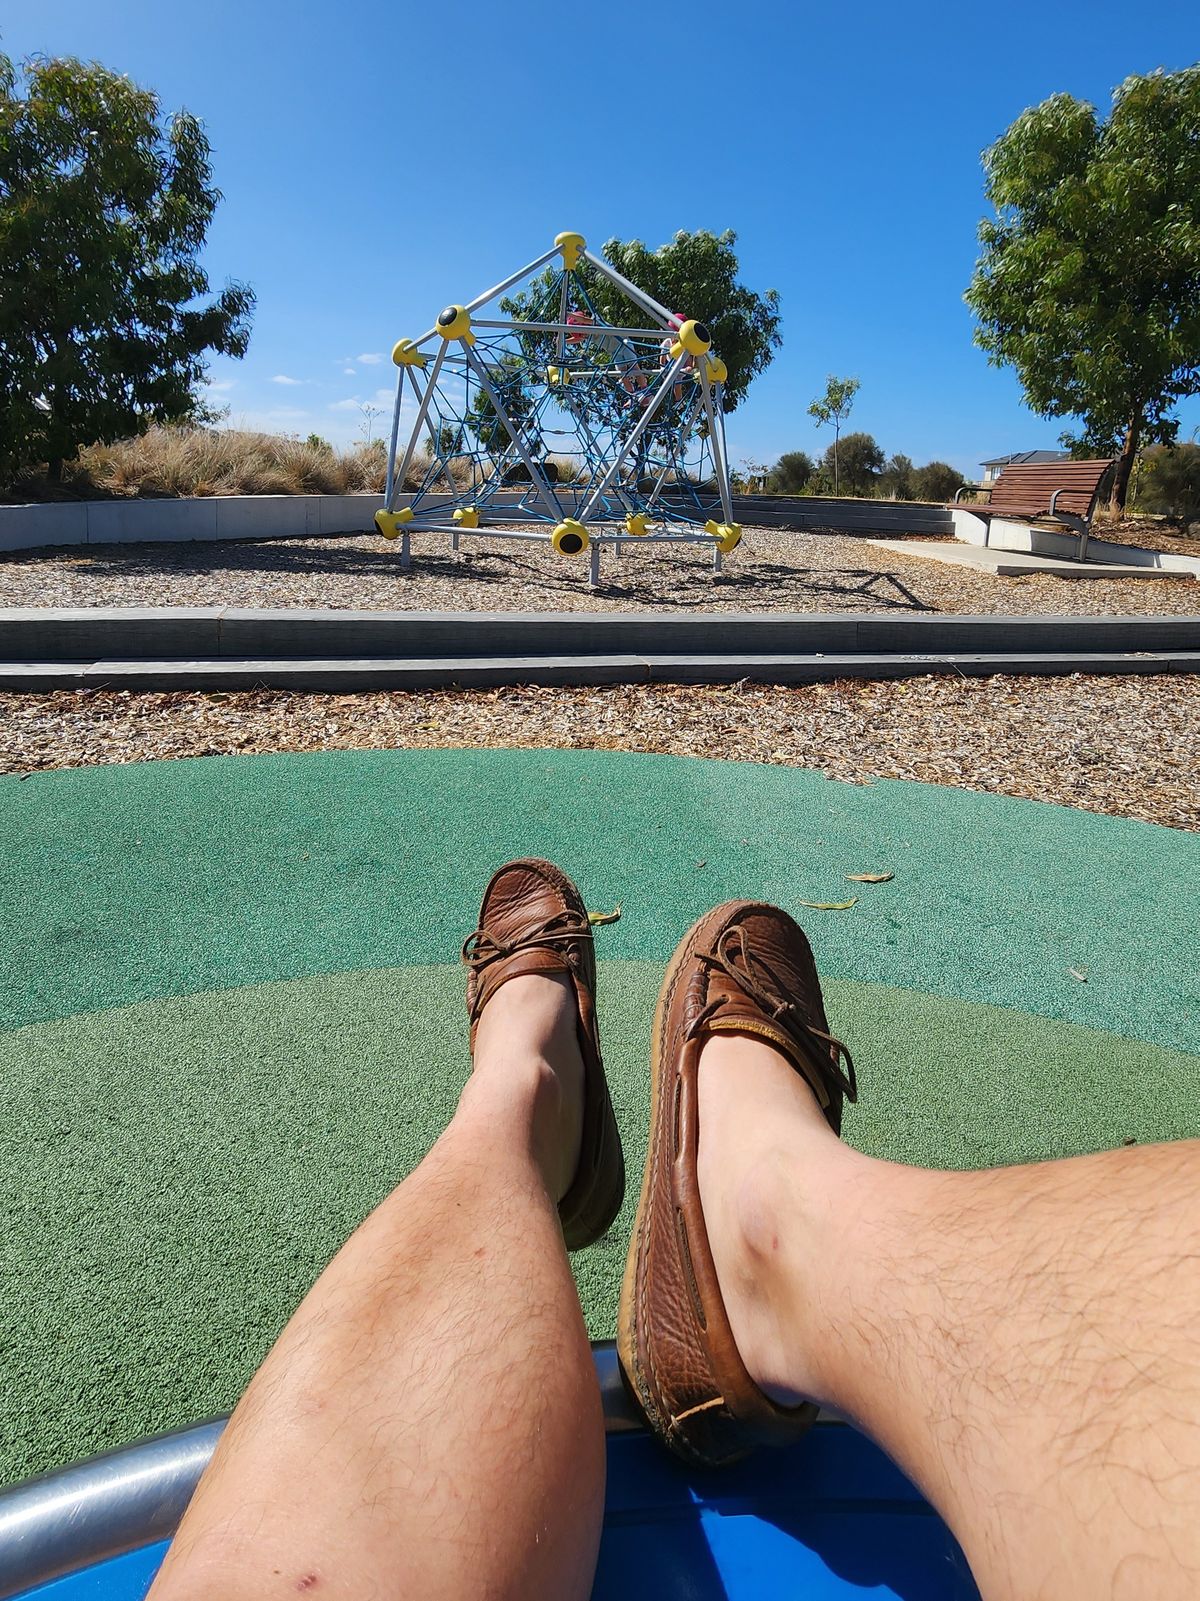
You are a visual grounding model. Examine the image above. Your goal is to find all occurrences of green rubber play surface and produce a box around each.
[2,747,1198,1485]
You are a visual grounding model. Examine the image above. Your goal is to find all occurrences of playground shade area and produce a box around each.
[2,746,1198,1487]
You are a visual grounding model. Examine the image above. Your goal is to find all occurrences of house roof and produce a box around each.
[979,450,1072,469]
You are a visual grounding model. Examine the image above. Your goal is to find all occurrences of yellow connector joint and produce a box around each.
[435,304,474,344]
[375,507,414,539]
[453,507,479,529]
[391,339,427,368]
[555,231,586,270]
[677,319,713,357]
[552,519,589,556]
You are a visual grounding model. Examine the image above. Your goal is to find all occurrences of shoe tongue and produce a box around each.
[704,1012,833,1111]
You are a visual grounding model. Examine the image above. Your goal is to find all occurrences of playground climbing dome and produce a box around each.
[374,231,741,584]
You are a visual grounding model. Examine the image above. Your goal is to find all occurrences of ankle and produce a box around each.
[469,974,585,1204]
[696,1033,861,1406]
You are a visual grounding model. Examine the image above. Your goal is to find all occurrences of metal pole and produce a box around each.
[582,249,676,329]
[577,355,686,522]
[411,247,562,347]
[589,540,600,587]
[390,339,449,509]
[405,364,444,460]
[473,319,667,339]
[556,274,569,363]
[697,369,735,524]
[647,454,673,508]
[383,369,404,505]
[463,344,563,522]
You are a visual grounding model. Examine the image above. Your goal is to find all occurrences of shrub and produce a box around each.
[767,451,814,494]
[1138,443,1200,526]
[911,461,966,502]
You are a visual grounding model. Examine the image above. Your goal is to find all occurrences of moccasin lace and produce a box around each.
[462,910,593,972]
[690,925,857,1104]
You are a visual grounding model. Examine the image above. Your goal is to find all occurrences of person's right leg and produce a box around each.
[698,1033,1200,1601]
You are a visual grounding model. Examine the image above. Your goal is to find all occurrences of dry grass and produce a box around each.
[7,426,509,503]
[24,427,390,500]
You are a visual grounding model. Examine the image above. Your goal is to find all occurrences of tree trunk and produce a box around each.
[1108,417,1141,515]
[47,456,64,484]
[833,423,840,495]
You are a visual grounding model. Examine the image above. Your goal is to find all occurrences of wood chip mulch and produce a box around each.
[3,675,1197,832]
[2,526,1198,616]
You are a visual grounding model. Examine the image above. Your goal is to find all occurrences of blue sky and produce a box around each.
[7,0,1200,473]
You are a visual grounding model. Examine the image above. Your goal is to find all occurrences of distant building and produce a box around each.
[979,449,1071,486]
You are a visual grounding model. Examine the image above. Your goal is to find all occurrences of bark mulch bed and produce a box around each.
[3,673,1196,832]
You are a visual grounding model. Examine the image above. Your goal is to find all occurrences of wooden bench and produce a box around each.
[953,459,1115,562]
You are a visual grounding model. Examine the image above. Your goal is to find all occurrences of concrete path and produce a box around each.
[866,538,1194,579]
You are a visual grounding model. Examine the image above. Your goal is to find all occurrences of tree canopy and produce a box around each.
[817,430,882,497]
[0,52,254,483]
[807,375,859,494]
[965,67,1200,511]
[765,438,962,501]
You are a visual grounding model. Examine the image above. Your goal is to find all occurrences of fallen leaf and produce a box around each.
[846,872,894,884]
[798,898,858,911]
[1069,966,1088,982]
[588,905,622,926]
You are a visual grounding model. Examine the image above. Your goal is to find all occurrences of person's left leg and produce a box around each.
[149,970,604,1601]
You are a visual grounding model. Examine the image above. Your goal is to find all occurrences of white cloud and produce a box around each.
[272,374,304,386]
[357,352,383,365]
[343,366,357,376]
[374,388,397,404]
[227,406,313,431]
[329,396,363,412]
[206,378,237,393]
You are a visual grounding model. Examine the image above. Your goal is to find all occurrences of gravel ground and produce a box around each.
[2,526,1198,615]
[3,675,1197,831]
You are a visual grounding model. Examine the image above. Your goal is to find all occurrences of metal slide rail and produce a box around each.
[0,1346,643,1599]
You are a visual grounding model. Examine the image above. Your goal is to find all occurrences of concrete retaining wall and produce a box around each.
[0,494,383,553]
[4,608,1199,663]
[713,495,954,535]
[1,492,954,554]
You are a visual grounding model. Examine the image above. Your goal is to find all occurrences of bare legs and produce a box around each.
[147,946,1198,1600]
[149,973,601,1601]
[698,1032,1200,1601]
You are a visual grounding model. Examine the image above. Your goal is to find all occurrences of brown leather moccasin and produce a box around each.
[463,858,625,1251]
[617,900,856,1466]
